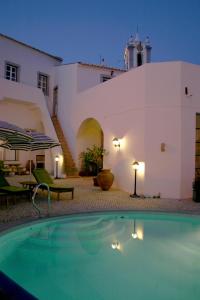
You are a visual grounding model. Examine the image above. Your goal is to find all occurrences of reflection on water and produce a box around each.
[132,219,144,240]
[111,219,144,252]
[75,215,145,254]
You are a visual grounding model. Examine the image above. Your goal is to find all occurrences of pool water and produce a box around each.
[0,212,200,300]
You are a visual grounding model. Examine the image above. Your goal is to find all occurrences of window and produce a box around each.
[53,86,58,116]
[38,73,49,95]
[137,52,143,66]
[5,63,19,82]
[3,149,18,161]
[36,155,45,168]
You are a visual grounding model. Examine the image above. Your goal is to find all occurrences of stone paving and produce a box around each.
[1,175,200,231]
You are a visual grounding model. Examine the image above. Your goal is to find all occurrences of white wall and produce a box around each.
[70,65,146,194]
[55,64,78,159]
[62,61,200,199]
[55,63,123,161]
[144,62,182,198]
[0,35,61,115]
[77,64,124,92]
[0,78,61,173]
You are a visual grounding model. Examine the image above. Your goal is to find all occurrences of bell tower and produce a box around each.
[124,33,152,70]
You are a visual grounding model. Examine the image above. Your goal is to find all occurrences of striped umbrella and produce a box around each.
[0,128,60,175]
[0,120,33,147]
[2,131,60,151]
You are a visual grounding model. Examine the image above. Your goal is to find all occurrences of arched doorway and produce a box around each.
[77,118,104,175]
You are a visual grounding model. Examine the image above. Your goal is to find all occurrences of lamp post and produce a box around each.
[130,161,140,198]
[55,155,59,179]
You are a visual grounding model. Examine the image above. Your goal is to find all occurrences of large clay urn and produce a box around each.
[97,169,114,191]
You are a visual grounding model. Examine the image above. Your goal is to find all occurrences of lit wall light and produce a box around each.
[112,137,120,148]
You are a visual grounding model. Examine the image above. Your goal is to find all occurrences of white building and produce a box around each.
[0,32,200,199]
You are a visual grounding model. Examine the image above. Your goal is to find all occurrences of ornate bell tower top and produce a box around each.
[124,33,152,70]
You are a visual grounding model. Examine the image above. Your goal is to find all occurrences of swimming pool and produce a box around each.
[0,212,200,299]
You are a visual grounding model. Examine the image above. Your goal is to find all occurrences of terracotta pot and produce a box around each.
[97,169,114,191]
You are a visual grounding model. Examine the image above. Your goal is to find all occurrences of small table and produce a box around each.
[20,181,37,191]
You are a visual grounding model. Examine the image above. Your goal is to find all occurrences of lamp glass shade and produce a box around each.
[55,156,59,162]
[112,137,120,147]
[132,161,139,170]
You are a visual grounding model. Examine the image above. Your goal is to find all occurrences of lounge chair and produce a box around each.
[32,168,74,200]
[0,174,30,204]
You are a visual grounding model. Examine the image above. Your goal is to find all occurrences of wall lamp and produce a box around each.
[112,137,120,148]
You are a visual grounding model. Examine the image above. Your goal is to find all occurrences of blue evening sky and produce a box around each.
[0,0,200,68]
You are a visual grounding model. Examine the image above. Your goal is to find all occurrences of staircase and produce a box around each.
[51,116,78,176]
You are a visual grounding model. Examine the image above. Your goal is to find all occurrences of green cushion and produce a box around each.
[32,168,74,199]
[0,186,29,193]
[32,168,54,184]
[49,184,74,192]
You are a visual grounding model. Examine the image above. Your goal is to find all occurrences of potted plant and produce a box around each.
[79,145,108,185]
[193,177,200,202]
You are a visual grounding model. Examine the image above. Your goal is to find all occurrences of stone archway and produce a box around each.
[76,118,104,172]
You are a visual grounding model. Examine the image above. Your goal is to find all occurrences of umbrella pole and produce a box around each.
[29,150,32,181]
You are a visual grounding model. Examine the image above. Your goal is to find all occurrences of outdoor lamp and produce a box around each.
[55,155,59,179]
[130,161,140,198]
[112,137,120,148]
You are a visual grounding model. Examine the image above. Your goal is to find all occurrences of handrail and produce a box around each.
[32,183,51,217]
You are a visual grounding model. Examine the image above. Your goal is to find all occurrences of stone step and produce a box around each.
[52,116,78,176]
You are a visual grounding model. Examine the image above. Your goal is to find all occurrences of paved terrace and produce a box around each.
[1,175,200,231]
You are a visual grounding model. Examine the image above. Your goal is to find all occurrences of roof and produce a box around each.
[0,33,63,62]
[77,62,125,72]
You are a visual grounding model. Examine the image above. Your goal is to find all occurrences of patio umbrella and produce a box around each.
[0,120,33,147]
[0,129,60,175]
[3,131,60,151]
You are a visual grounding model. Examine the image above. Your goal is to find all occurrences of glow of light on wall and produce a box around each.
[59,154,64,164]
[137,161,145,179]
[120,137,127,150]
[112,136,127,151]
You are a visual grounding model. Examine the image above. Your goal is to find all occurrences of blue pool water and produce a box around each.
[0,212,200,300]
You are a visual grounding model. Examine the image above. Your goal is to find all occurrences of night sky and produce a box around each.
[1,0,200,68]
